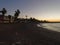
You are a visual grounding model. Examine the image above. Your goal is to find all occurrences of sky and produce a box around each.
[0,0,60,21]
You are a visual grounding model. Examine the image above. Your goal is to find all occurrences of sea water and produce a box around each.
[37,23,60,32]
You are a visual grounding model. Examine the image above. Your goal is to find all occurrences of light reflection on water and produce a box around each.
[38,23,60,32]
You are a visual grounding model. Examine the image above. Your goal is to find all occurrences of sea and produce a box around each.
[37,23,60,32]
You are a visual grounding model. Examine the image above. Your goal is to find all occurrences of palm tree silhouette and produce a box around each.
[14,9,20,21]
[2,8,7,16]
[8,15,11,23]
[25,15,28,19]
[0,8,7,23]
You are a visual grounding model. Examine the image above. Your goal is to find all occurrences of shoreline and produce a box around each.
[0,23,60,45]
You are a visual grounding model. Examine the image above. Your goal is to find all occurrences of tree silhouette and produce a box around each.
[14,9,20,21]
[8,15,11,23]
[0,8,7,23]
[2,8,7,16]
[25,15,28,19]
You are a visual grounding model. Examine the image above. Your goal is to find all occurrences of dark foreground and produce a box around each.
[0,23,60,45]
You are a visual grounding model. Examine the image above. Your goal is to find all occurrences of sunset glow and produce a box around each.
[0,0,60,22]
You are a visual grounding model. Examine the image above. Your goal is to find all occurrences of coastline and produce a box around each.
[0,23,60,45]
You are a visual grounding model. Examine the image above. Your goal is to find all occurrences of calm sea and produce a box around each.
[37,23,60,32]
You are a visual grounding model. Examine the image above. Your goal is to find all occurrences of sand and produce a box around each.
[0,23,60,45]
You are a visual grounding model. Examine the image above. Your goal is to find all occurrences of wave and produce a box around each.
[38,23,60,32]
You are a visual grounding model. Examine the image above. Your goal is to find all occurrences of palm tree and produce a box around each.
[14,9,20,21]
[1,8,7,23]
[8,15,11,23]
[25,15,28,19]
[2,8,7,16]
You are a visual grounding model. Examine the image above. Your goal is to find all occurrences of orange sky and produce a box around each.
[0,0,60,21]
[47,19,60,22]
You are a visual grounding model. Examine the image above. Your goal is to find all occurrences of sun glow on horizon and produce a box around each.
[36,18,60,22]
[0,0,60,21]
[44,19,60,22]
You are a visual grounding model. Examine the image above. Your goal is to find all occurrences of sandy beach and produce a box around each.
[0,23,60,45]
